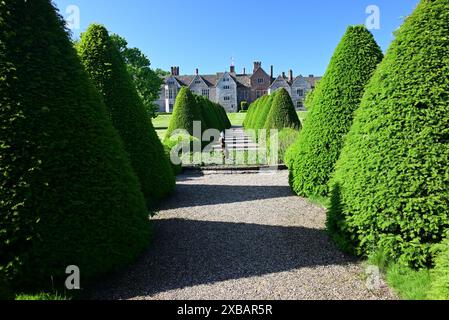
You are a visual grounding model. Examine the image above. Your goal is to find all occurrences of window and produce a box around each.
[256,90,263,98]
[223,85,230,90]
[297,89,304,97]
[194,80,201,84]
[258,78,264,84]
[297,101,304,109]
[169,88,176,99]
[224,96,231,101]
[202,89,210,98]
[168,80,175,85]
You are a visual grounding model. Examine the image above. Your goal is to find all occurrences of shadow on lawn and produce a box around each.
[90,218,356,300]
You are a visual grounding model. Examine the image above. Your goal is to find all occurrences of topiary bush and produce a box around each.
[265,88,301,131]
[240,101,249,112]
[289,25,383,199]
[166,87,203,138]
[254,95,273,133]
[0,0,151,290]
[77,24,175,206]
[328,0,449,268]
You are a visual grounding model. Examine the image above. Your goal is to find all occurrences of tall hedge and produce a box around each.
[289,26,383,198]
[77,24,175,205]
[0,0,150,289]
[328,0,449,268]
[166,87,203,138]
[265,88,301,130]
[243,98,259,129]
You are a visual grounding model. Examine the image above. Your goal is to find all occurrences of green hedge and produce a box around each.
[166,88,230,140]
[0,0,150,289]
[254,95,274,133]
[289,25,383,199]
[328,0,449,268]
[265,88,301,131]
[166,87,203,138]
[77,24,175,206]
[429,236,449,300]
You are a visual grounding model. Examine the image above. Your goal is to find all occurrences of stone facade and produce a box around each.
[156,62,321,113]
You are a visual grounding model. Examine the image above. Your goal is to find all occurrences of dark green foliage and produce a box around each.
[328,1,449,268]
[215,103,231,130]
[289,25,383,198]
[77,24,175,205]
[166,88,231,144]
[196,95,216,130]
[265,88,301,130]
[0,0,150,289]
[166,87,203,138]
[429,236,449,299]
[0,275,13,300]
[240,101,248,112]
[163,144,183,176]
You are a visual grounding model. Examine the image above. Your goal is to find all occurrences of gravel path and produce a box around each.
[91,171,395,300]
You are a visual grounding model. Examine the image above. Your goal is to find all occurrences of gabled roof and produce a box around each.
[165,75,183,87]
[269,74,291,88]
[188,74,213,88]
[249,66,270,80]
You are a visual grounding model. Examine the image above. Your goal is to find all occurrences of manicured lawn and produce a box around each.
[152,111,309,141]
[152,114,172,140]
[227,113,247,127]
[297,111,308,126]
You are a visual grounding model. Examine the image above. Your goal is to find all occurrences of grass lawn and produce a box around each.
[152,114,172,140]
[297,111,308,126]
[227,113,247,127]
[152,111,309,139]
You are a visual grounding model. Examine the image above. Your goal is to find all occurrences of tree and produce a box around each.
[265,88,301,130]
[0,0,150,289]
[328,0,449,268]
[78,24,175,206]
[289,25,383,199]
[111,34,163,118]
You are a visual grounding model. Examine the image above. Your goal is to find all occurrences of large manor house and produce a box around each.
[156,62,321,113]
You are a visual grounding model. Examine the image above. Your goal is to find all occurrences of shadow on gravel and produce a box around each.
[91,218,357,300]
[160,184,294,209]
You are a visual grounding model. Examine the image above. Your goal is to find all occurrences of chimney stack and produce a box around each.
[289,69,293,82]
[230,65,235,74]
[271,65,274,79]
[282,71,286,79]
[243,67,246,75]
[309,74,314,78]
[253,61,261,72]
[195,68,199,75]
[171,67,175,76]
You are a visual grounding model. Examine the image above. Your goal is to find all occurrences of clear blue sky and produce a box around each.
[53,0,419,76]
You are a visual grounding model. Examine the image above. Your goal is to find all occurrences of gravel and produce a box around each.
[90,170,396,300]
